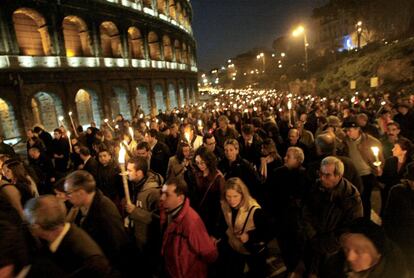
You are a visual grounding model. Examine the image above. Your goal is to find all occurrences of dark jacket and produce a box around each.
[237,134,263,169]
[213,126,239,148]
[161,198,218,278]
[150,141,171,178]
[379,156,412,191]
[74,190,130,271]
[0,141,15,157]
[51,137,70,172]
[96,161,123,201]
[49,224,112,277]
[83,157,99,178]
[302,178,363,274]
[383,181,414,272]
[218,156,263,200]
[29,153,56,194]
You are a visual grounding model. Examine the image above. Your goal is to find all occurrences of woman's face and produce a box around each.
[341,233,381,273]
[225,189,242,208]
[224,144,238,162]
[2,165,13,181]
[195,155,207,172]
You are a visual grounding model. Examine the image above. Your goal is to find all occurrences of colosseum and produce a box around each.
[0,0,198,141]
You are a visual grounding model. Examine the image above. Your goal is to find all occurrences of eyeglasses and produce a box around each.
[64,189,80,196]
[319,171,334,178]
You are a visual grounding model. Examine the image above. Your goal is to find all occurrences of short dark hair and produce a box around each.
[33,126,42,133]
[127,156,148,176]
[79,146,91,156]
[165,177,187,197]
[241,124,254,135]
[148,129,158,138]
[176,142,190,163]
[387,121,400,129]
[53,128,62,134]
[203,132,215,144]
[137,141,150,151]
[64,170,96,193]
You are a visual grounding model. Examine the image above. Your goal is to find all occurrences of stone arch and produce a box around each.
[169,0,176,20]
[12,8,52,56]
[178,82,185,107]
[143,0,152,9]
[162,35,173,61]
[174,39,181,63]
[148,31,161,60]
[128,27,145,59]
[0,98,19,139]
[153,83,166,114]
[135,85,151,115]
[31,92,65,132]
[182,42,188,64]
[111,87,132,120]
[176,2,183,24]
[62,16,92,57]
[157,0,167,14]
[168,83,178,109]
[99,21,122,58]
[75,89,102,128]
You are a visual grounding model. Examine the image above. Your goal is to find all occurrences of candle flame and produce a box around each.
[58,116,64,122]
[184,132,190,142]
[129,127,134,139]
[287,100,292,110]
[118,143,126,164]
[68,111,72,116]
[371,146,379,156]
[66,131,71,138]
[104,119,109,123]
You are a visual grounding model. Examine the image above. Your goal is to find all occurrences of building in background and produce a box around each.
[0,0,198,139]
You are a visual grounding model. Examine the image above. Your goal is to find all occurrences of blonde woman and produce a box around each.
[219,177,267,277]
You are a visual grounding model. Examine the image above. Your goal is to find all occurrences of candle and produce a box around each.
[58,116,64,127]
[104,118,114,131]
[67,131,72,153]
[287,100,292,126]
[371,146,382,167]
[68,111,78,137]
[184,131,190,143]
[129,127,134,140]
[118,144,132,205]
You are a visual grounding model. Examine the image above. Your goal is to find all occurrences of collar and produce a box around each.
[49,223,70,253]
[80,192,96,216]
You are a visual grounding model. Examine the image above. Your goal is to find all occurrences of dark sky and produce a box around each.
[192,0,326,71]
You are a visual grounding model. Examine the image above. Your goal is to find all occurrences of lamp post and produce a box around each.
[292,26,309,73]
[356,21,363,50]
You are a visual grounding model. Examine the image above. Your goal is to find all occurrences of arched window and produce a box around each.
[174,39,181,63]
[157,0,167,14]
[75,89,102,127]
[169,0,177,20]
[99,21,122,58]
[154,84,166,113]
[31,92,64,131]
[182,43,188,64]
[168,83,178,109]
[12,8,52,56]
[143,0,152,9]
[162,35,173,61]
[136,85,151,115]
[0,98,19,138]
[128,27,145,59]
[148,31,161,60]
[62,16,92,57]
[176,2,183,24]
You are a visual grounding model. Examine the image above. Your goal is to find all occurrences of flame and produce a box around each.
[371,146,379,156]
[118,143,126,164]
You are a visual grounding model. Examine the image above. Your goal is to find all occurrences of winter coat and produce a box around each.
[161,198,218,278]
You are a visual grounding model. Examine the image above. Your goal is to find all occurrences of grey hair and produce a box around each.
[321,156,344,176]
[287,146,304,164]
[24,195,67,230]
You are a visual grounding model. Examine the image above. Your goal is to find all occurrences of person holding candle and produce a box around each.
[125,156,162,278]
[342,118,384,219]
[145,129,171,179]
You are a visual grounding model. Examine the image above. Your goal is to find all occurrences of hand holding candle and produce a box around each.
[371,146,382,167]
[118,144,132,205]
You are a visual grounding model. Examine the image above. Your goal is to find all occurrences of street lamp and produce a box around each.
[356,21,363,50]
[256,52,265,73]
[292,25,309,73]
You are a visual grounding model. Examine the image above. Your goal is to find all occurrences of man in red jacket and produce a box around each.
[161,177,218,278]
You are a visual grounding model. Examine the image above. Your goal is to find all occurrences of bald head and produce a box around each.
[24,195,67,231]
[316,133,336,156]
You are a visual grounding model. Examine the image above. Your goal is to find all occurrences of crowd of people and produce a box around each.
[0,88,414,278]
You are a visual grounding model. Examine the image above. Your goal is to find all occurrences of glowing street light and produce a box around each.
[356,21,363,49]
[292,25,309,73]
[256,52,265,73]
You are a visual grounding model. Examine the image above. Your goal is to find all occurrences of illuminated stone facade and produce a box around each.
[0,0,198,138]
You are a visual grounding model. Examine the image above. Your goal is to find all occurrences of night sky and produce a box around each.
[192,0,327,71]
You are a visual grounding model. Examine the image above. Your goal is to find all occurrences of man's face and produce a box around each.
[288,130,299,145]
[64,183,85,207]
[341,233,381,273]
[345,127,360,140]
[160,184,183,212]
[204,137,216,152]
[224,144,238,162]
[242,133,253,143]
[53,132,61,140]
[127,163,144,182]
[135,148,150,160]
[218,120,227,129]
[182,146,191,159]
[98,151,112,166]
[319,164,342,189]
[386,125,400,138]
[29,149,40,160]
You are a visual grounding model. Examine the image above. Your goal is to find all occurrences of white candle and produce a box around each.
[118,144,132,205]
[371,146,382,167]
[66,131,72,153]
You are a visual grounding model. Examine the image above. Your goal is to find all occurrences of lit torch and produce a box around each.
[371,146,382,168]
[118,144,132,205]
